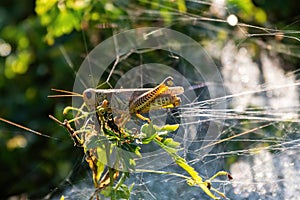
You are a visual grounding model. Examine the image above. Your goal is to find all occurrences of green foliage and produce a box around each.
[100,183,134,200]
[1,18,36,78]
[228,0,267,24]
[36,0,88,45]
[141,123,181,149]
[35,0,125,45]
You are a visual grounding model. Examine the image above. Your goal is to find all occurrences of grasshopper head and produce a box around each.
[163,76,174,87]
[83,88,97,110]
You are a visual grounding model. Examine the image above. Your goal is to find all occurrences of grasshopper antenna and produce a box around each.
[48,88,83,98]
[0,117,60,140]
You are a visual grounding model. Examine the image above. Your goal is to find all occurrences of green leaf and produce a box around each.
[100,185,113,197]
[177,0,187,13]
[85,135,107,150]
[116,184,131,199]
[156,124,179,132]
[141,132,158,144]
[140,123,156,136]
[129,183,135,192]
[35,0,58,15]
[163,138,180,148]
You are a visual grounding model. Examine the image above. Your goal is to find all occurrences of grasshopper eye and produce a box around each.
[85,90,92,99]
[83,88,96,100]
[83,88,96,109]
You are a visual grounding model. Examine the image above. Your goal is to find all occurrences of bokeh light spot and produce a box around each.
[227,14,238,26]
[0,42,12,57]
[6,135,28,150]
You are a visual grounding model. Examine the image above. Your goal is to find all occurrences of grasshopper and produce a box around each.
[61,76,184,147]
[82,76,183,124]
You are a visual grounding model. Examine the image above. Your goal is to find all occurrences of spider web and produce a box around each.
[26,1,300,199]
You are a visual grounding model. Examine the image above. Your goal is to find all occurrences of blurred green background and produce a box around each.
[0,0,299,199]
